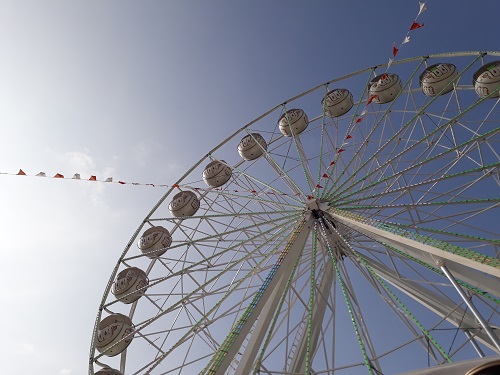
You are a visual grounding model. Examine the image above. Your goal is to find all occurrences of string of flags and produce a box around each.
[8,169,160,187]
[5,2,429,197]
[366,2,427,112]
[390,2,427,65]
[319,1,428,185]
[4,168,334,197]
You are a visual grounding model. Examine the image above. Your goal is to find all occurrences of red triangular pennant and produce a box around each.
[346,134,353,139]
[410,22,424,30]
[172,184,180,189]
[329,161,335,166]
[338,149,345,153]
[316,184,323,189]
[17,169,26,175]
[89,175,97,181]
[54,173,64,178]
[322,173,329,178]
[356,118,363,123]
[392,43,399,57]
[118,181,126,184]
[367,94,379,105]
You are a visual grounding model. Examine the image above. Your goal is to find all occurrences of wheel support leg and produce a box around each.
[204,217,314,375]
[464,330,485,358]
[288,258,334,374]
[439,264,500,352]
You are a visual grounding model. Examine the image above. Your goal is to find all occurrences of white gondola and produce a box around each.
[95,314,134,357]
[369,73,402,104]
[138,226,172,258]
[400,357,500,375]
[473,61,500,98]
[203,160,232,187]
[95,368,123,375]
[169,190,200,218]
[419,63,458,96]
[238,133,267,160]
[278,109,308,136]
[322,89,354,117]
[112,267,149,304]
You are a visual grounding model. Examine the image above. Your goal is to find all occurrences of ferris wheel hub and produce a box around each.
[305,197,329,212]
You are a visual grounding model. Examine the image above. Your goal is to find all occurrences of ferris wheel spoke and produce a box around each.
[332,127,500,206]
[113,217,299,315]
[131,222,299,374]
[313,218,377,373]
[124,212,300,261]
[226,163,304,205]
[316,92,331,187]
[278,105,317,192]
[350,254,454,363]
[327,247,376,372]
[328,54,484,199]
[320,71,377,198]
[200,187,301,217]
[284,258,336,374]
[303,222,319,373]
[205,187,303,212]
[243,129,307,198]
[347,253,443,362]
[327,60,430,197]
[201,219,311,375]
[337,197,500,211]
[335,162,500,208]
[292,135,317,193]
[332,118,492,205]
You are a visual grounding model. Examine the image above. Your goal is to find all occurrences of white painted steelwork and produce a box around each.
[90,51,500,375]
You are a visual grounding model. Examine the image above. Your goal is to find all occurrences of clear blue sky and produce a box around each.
[0,1,498,374]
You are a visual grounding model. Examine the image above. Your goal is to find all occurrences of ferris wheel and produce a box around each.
[89,51,500,375]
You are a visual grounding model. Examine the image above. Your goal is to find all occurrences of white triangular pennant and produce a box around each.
[418,2,427,16]
[72,173,81,179]
[402,36,410,44]
[36,172,46,177]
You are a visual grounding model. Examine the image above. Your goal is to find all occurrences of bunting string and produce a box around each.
[390,1,427,67]
[1,168,314,196]
[4,169,163,187]
[6,2,430,198]
[322,1,429,178]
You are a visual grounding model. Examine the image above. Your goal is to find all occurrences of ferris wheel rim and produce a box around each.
[90,50,500,375]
